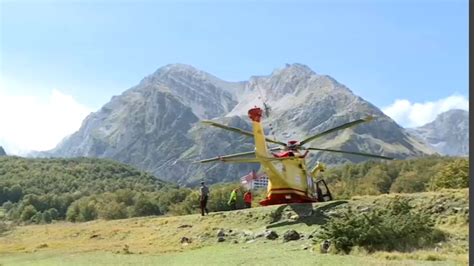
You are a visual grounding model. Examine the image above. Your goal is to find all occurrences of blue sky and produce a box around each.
[0,0,469,154]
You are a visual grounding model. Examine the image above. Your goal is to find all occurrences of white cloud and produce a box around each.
[382,94,469,128]
[0,84,93,155]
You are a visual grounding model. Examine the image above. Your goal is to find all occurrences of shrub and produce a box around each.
[390,171,427,193]
[0,221,13,235]
[79,202,98,221]
[318,196,445,253]
[431,159,469,190]
[98,201,127,220]
[30,212,42,224]
[66,203,80,222]
[47,208,59,220]
[20,205,37,222]
[66,198,98,222]
[2,201,13,211]
[168,191,200,215]
[42,211,52,223]
[131,195,160,217]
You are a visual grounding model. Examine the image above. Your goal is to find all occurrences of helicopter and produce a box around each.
[197,106,394,206]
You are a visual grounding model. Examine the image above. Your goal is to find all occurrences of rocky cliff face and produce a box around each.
[46,63,437,184]
[407,109,468,156]
[0,146,6,156]
[140,64,242,119]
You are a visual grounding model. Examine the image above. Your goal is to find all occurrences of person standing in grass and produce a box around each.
[228,187,239,210]
[243,189,252,208]
[200,181,209,216]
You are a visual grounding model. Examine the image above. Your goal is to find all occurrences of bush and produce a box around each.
[390,171,427,193]
[2,201,13,211]
[98,201,127,220]
[318,196,445,253]
[168,191,200,215]
[30,212,42,224]
[20,205,37,222]
[66,198,98,222]
[131,195,160,217]
[42,211,52,223]
[431,159,469,190]
[0,221,13,235]
[47,208,59,220]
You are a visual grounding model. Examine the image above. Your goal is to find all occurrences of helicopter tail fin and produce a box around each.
[248,107,268,157]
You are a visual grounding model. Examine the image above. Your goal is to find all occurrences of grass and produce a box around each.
[0,189,468,265]
[0,243,460,266]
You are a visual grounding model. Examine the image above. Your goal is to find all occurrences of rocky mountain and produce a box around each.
[44,63,436,185]
[0,146,6,156]
[407,109,468,156]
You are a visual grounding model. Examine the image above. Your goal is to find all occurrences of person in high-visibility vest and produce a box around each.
[228,188,239,210]
[243,190,252,208]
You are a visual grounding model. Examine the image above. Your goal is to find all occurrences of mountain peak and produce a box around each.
[0,146,6,156]
[136,63,241,119]
[271,63,315,77]
[409,108,469,156]
[285,63,314,71]
[160,63,200,71]
[149,63,206,79]
[436,109,468,119]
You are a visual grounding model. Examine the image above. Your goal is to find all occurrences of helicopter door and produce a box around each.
[315,179,333,202]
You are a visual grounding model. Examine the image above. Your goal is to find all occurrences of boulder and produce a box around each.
[264,230,278,240]
[217,229,226,237]
[180,237,192,244]
[320,240,331,253]
[283,230,300,242]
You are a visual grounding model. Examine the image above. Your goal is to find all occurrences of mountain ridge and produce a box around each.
[407,109,468,156]
[41,63,437,185]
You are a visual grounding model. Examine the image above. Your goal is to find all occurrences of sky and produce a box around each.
[0,0,469,155]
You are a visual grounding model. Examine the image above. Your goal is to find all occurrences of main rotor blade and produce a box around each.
[201,120,287,146]
[195,150,257,163]
[305,147,394,160]
[299,116,374,146]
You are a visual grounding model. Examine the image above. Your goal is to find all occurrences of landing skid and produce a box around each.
[259,193,317,206]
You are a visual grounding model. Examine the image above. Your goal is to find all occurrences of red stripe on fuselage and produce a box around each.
[270,187,307,194]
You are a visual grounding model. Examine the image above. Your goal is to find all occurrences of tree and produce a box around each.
[431,159,469,190]
[2,201,13,211]
[42,211,52,223]
[66,203,80,222]
[390,171,426,193]
[8,185,23,203]
[47,208,59,220]
[79,202,98,221]
[66,198,98,222]
[98,201,127,220]
[20,205,37,222]
[132,195,160,217]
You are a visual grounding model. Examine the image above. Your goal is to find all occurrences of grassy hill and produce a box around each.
[0,156,182,224]
[1,156,468,224]
[0,189,468,265]
[0,156,468,265]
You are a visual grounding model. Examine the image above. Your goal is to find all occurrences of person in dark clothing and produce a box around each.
[200,181,209,216]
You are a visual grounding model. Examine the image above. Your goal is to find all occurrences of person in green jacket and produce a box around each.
[228,187,239,210]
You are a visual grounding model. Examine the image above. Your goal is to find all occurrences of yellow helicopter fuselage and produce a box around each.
[198,106,391,205]
[249,107,320,205]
